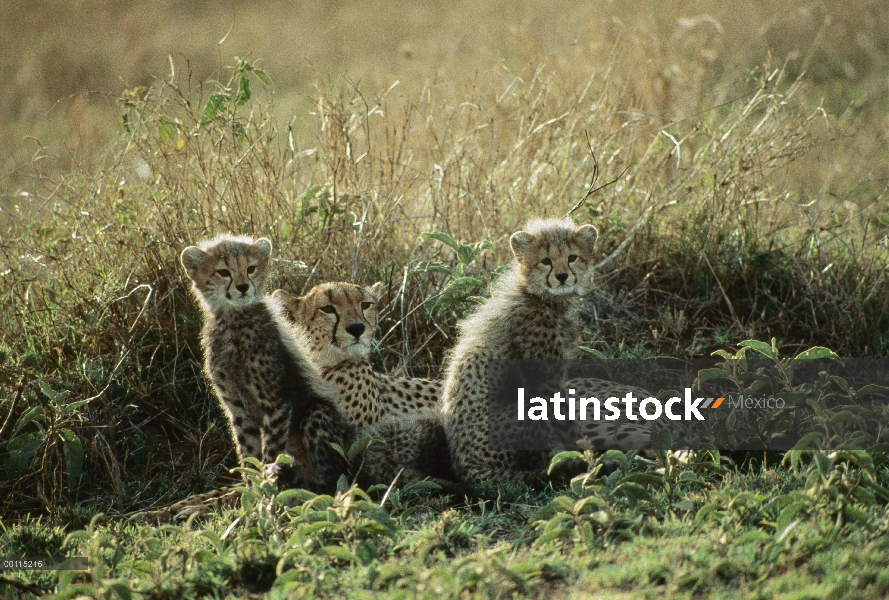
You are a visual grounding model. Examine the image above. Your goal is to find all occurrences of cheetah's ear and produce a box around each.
[573,224,598,254]
[254,237,273,258]
[368,281,385,301]
[509,230,536,264]
[271,289,300,322]
[180,246,208,280]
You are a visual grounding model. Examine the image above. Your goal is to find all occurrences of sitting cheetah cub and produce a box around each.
[441,218,602,486]
[179,235,354,492]
[273,283,458,490]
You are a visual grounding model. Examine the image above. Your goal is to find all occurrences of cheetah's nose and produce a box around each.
[236,283,249,294]
[555,273,569,283]
[345,322,365,339]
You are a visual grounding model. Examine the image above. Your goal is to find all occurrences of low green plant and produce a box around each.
[411,231,496,320]
[3,380,86,511]
[700,339,889,451]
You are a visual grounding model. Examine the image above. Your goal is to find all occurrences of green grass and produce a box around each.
[1,452,887,598]
[2,12,889,595]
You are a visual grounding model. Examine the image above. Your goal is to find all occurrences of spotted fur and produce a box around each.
[441,218,603,486]
[272,283,442,426]
[179,235,355,492]
[273,283,458,490]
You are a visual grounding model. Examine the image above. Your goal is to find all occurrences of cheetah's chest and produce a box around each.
[204,308,283,394]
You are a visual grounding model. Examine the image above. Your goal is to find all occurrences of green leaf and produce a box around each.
[854,384,889,398]
[11,405,44,439]
[577,346,608,359]
[105,582,133,600]
[456,240,493,265]
[851,486,876,506]
[442,276,486,294]
[61,399,90,416]
[328,441,348,462]
[531,496,574,521]
[59,429,83,489]
[409,261,454,276]
[401,480,442,493]
[347,437,376,463]
[737,530,771,544]
[814,452,832,475]
[39,380,66,402]
[673,499,694,512]
[695,504,720,523]
[791,432,822,451]
[420,232,462,255]
[621,472,665,486]
[828,410,857,427]
[600,450,628,472]
[355,540,378,565]
[830,375,850,391]
[776,501,806,532]
[7,433,44,475]
[738,340,777,359]
[235,72,251,106]
[200,93,229,128]
[573,496,605,515]
[548,451,584,475]
[697,368,728,384]
[336,474,350,494]
[300,184,322,211]
[253,68,273,86]
[199,529,223,553]
[612,482,650,502]
[832,450,874,473]
[533,527,573,547]
[793,346,841,361]
[321,545,356,563]
[276,489,317,505]
[357,520,392,538]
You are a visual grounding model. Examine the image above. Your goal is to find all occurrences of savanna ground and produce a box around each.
[2,1,889,597]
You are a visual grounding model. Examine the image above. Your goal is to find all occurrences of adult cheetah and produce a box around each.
[272,283,441,427]
[273,283,457,489]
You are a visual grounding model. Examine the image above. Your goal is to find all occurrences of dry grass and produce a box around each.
[1,0,888,519]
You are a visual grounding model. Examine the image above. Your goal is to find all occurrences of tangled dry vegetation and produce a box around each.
[1,0,888,529]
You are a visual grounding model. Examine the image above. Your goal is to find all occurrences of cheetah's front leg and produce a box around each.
[220,392,262,464]
[261,404,293,465]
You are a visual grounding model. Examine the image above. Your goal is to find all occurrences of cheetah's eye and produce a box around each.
[360,302,373,310]
[217,269,232,278]
[246,265,256,275]
[541,258,552,266]
[568,255,578,263]
[320,305,336,314]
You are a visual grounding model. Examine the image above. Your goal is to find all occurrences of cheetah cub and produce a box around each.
[273,283,457,489]
[441,218,602,486]
[179,235,354,492]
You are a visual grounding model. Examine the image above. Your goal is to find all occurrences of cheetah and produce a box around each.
[441,218,661,487]
[441,218,598,486]
[127,277,455,522]
[272,282,458,490]
[563,377,673,452]
[178,235,355,492]
[271,282,440,427]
